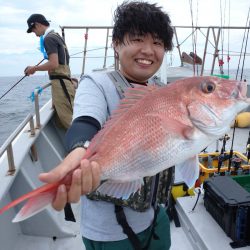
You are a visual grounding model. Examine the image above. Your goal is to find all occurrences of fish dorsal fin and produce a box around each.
[112,84,158,118]
[84,84,159,159]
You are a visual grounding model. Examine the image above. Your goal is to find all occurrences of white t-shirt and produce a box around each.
[73,71,154,241]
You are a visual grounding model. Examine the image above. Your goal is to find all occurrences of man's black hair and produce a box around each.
[112,1,174,51]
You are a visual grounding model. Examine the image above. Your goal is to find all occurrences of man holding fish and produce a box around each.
[2,1,249,250]
[41,2,174,249]
[38,0,250,248]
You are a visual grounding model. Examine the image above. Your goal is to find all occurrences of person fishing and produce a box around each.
[39,1,174,249]
[25,13,75,130]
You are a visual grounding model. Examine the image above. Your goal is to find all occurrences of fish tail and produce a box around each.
[0,182,58,222]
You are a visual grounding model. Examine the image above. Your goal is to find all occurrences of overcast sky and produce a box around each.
[0,0,249,77]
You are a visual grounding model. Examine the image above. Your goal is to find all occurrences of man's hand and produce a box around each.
[39,148,101,211]
[24,66,37,76]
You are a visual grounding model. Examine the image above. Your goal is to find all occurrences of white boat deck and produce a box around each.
[175,194,250,250]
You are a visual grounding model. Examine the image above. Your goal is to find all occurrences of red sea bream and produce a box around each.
[0,76,249,222]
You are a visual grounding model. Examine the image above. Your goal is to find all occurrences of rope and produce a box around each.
[69,46,111,57]
[178,29,197,46]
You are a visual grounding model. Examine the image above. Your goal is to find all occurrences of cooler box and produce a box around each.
[203,176,250,246]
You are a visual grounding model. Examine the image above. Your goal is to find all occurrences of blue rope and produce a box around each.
[28,86,43,102]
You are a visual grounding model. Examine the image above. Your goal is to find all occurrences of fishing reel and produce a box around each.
[217,134,231,172]
[246,144,250,163]
[219,133,230,142]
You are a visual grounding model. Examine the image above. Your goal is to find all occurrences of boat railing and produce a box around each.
[33,82,51,128]
[60,25,250,77]
[0,82,51,175]
[60,26,117,76]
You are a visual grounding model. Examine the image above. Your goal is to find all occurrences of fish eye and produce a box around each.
[201,81,216,93]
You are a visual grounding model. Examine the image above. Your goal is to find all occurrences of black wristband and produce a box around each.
[70,140,90,152]
[65,116,101,153]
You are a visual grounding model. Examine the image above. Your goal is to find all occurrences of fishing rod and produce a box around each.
[0,58,45,100]
[227,121,236,172]
[245,131,250,163]
[217,133,230,173]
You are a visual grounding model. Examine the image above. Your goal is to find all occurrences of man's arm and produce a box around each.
[24,53,59,76]
[39,116,102,210]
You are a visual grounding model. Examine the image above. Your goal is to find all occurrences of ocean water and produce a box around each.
[0,75,51,146]
[0,69,250,147]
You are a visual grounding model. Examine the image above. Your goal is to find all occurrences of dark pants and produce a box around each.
[82,206,171,250]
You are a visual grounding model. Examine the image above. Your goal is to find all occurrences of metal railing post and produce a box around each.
[211,28,221,75]
[103,28,109,69]
[29,116,35,136]
[34,89,41,128]
[81,28,89,76]
[174,27,183,67]
[6,144,15,175]
[0,83,51,175]
[201,27,210,76]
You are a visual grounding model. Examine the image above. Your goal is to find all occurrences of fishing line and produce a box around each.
[227,0,231,76]
[240,15,250,81]
[194,0,199,75]
[0,59,45,100]
[219,0,227,75]
[236,6,250,80]
[189,0,196,76]
[188,0,201,76]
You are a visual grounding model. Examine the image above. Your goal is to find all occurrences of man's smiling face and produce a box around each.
[114,33,165,83]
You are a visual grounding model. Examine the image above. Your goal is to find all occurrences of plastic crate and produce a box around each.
[198,151,250,183]
[203,176,250,246]
[232,175,250,193]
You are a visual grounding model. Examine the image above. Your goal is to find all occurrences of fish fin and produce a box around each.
[175,155,199,188]
[12,191,56,223]
[96,179,143,199]
[0,183,58,216]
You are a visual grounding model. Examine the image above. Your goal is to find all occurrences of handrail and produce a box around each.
[60,25,250,77]
[61,25,250,29]
[0,114,33,175]
[0,82,51,175]
[0,114,33,157]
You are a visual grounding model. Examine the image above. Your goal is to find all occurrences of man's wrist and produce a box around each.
[70,140,90,152]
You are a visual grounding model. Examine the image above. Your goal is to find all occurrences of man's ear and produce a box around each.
[112,40,119,50]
